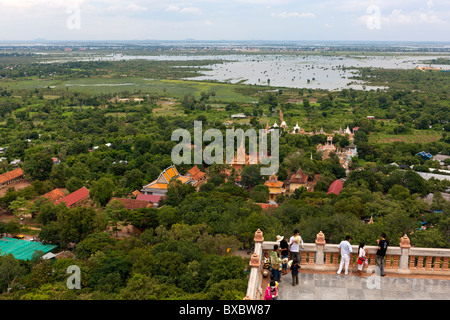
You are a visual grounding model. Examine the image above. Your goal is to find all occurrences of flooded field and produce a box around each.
[42,52,450,91]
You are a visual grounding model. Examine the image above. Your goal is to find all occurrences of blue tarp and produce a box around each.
[416,151,433,160]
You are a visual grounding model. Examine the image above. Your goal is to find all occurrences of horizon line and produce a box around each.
[0,39,450,44]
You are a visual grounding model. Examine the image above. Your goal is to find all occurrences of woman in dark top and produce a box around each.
[279,236,289,275]
[376,233,389,276]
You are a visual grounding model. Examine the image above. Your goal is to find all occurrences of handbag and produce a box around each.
[357,256,365,265]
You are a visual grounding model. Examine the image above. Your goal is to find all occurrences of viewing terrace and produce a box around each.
[245,229,450,300]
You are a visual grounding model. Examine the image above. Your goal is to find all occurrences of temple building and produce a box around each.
[284,168,320,194]
[141,165,192,196]
[264,174,284,202]
[186,165,207,189]
[231,140,250,171]
[316,136,337,159]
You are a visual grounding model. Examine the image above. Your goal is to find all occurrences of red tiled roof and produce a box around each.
[256,203,278,210]
[136,194,164,204]
[289,168,308,184]
[54,186,89,207]
[108,198,151,210]
[327,180,343,195]
[0,168,24,184]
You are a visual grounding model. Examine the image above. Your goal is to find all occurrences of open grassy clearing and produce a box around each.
[369,130,443,144]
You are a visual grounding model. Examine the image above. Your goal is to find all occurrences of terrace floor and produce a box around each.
[276,270,450,300]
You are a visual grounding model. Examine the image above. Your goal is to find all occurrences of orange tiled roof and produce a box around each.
[165,167,179,180]
[188,166,205,181]
[257,203,278,210]
[264,175,283,188]
[41,188,66,202]
[177,176,191,184]
[0,168,24,184]
[145,182,168,190]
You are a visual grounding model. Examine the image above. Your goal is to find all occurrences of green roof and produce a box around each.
[0,237,58,260]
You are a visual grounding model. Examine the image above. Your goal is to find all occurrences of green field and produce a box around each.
[1,77,263,103]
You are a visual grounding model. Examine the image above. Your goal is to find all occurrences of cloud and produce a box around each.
[358,7,447,28]
[180,7,203,15]
[272,11,316,18]
[126,3,148,11]
[166,5,180,12]
[165,5,203,15]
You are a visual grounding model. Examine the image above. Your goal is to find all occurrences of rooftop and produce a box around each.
[136,193,164,203]
[0,168,24,184]
[0,237,57,260]
[108,197,152,210]
[54,186,89,207]
[327,179,343,195]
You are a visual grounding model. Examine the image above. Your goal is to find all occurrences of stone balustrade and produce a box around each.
[244,230,450,300]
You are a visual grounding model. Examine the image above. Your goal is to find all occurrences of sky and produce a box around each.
[0,0,449,42]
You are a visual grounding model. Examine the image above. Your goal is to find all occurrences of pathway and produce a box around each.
[277,270,450,300]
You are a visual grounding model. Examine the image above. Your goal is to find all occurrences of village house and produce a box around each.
[107,197,153,210]
[10,159,23,167]
[54,186,90,208]
[0,168,25,188]
[136,193,164,207]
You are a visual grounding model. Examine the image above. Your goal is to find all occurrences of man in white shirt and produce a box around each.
[289,229,304,263]
[337,235,352,275]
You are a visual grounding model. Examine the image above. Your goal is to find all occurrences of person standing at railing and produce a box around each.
[270,245,283,282]
[337,235,352,275]
[376,233,389,277]
[289,229,304,264]
[278,235,289,275]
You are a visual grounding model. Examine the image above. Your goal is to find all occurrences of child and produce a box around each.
[263,251,271,270]
[357,242,367,277]
[290,258,300,286]
[264,280,278,300]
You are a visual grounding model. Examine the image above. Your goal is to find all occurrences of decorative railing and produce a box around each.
[244,230,450,300]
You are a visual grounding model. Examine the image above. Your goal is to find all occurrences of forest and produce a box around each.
[0,50,449,300]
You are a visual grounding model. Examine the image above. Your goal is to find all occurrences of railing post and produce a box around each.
[244,229,264,300]
[399,234,411,274]
[314,231,325,270]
